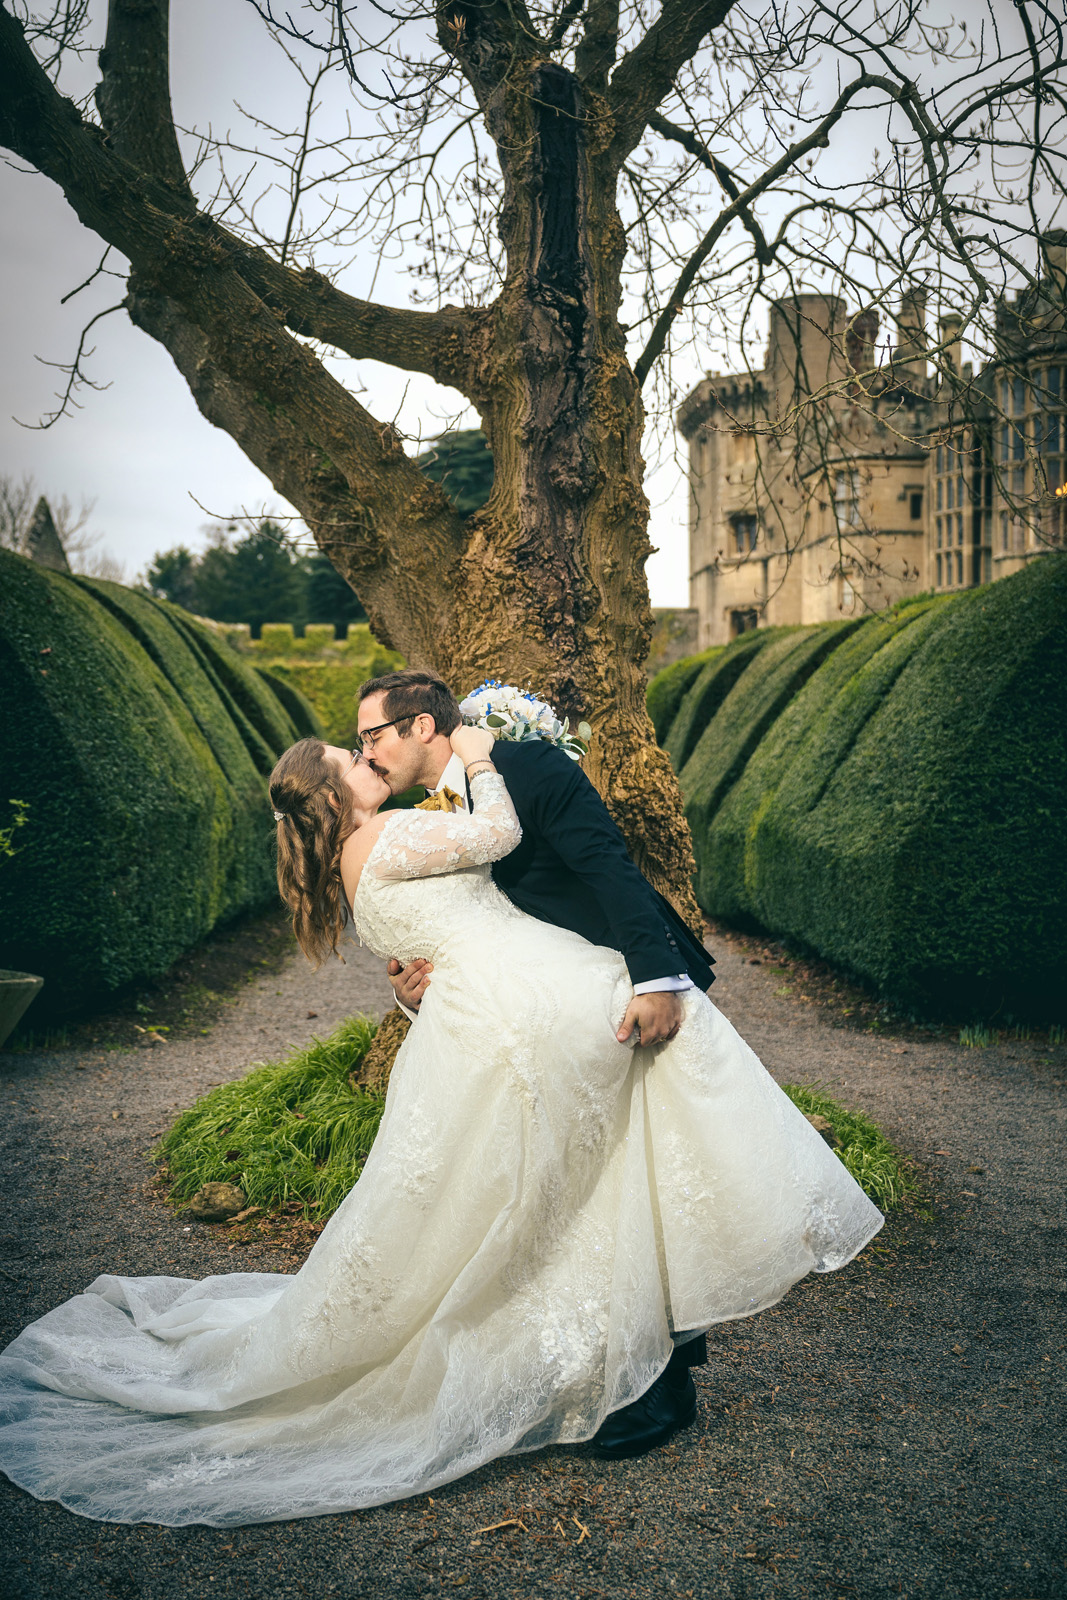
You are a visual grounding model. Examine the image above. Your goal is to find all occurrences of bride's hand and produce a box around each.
[450,724,495,767]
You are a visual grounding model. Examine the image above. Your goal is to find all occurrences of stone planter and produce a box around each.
[0,970,44,1051]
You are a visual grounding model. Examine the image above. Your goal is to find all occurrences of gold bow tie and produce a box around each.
[415,785,464,813]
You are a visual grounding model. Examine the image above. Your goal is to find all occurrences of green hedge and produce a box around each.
[240,623,403,746]
[679,619,864,854]
[698,601,945,921]
[0,552,316,1016]
[646,647,723,742]
[665,628,781,772]
[655,559,1067,1019]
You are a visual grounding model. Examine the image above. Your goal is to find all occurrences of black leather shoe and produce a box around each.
[592,1364,698,1460]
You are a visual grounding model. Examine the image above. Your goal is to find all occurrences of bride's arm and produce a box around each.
[369,742,521,882]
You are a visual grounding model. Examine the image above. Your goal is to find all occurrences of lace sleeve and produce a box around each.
[367,772,522,880]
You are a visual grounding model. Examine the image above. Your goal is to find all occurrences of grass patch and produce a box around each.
[959,1023,997,1048]
[781,1084,916,1211]
[155,1013,913,1227]
[154,1015,385,1216]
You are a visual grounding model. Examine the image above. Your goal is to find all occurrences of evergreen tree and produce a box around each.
[194,522,305,638]
[144,523,307,637]
[416,430,494,519]
[302,552,367,636]
[143,544,200,611]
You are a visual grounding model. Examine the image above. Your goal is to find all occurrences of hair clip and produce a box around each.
[273,808,286,821]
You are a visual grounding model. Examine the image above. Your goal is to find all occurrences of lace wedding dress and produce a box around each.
[0,774,882,1526]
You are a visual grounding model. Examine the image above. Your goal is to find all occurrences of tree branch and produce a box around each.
[647,110,773,265]
[435,0,541,110]
[94,0,191,196]
[0,1,468,655]
[126,284,462,659]
[607,0,739,166]
[634,73,886,384]
[0,2,482,391]
[575,0,619,93]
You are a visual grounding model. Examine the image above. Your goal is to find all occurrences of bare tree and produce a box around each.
[0,469,124,575]
[0,0,1063,917]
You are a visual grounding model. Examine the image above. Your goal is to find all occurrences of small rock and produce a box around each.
[803,1112,839,1148]
[183,1182,247,1222]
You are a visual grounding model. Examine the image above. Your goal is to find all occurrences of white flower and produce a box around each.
[460,679,589,762]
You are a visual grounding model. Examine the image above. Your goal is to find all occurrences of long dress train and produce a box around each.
[0,774,882,1524]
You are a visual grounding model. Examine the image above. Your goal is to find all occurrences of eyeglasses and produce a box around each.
[355,713,426,753]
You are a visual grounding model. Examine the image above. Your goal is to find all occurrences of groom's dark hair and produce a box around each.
[359,668,462,737]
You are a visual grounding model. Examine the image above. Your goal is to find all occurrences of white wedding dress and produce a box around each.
[0,774,882,1526]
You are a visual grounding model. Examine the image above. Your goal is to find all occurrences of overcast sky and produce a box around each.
[0,0,701,604]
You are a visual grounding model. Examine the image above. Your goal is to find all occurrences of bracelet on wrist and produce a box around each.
[465,760,495,775]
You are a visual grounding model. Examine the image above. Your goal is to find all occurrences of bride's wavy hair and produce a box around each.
[269,739,355,967]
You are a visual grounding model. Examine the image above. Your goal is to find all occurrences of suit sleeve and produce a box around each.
[506,741,692,987]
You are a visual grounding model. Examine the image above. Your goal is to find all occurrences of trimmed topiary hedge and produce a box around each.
[665,628,781,772]
[654,559,1067,1020]
[646,647,723,742]
[679,619,864,852]
[234,623,404,746]
[697,600,945,921]
[0,552,318,1016]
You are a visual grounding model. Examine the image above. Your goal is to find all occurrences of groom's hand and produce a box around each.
[388,957,433,1012]
[616,990,684,1048]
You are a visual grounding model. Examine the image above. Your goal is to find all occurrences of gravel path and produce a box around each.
[1,927,1064,1600]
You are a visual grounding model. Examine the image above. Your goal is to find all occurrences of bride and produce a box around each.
[0,723,882,1527]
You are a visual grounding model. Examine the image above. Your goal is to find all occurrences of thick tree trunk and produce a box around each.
[407,36,700,923]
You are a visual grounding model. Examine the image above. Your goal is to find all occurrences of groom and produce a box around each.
[356,668,715,1459]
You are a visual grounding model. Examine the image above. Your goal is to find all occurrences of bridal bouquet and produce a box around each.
[459,680,592,762]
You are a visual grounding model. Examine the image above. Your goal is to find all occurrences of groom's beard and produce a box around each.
[369,753,444,796]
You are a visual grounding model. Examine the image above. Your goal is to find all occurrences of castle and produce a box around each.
[677,237,1066,647]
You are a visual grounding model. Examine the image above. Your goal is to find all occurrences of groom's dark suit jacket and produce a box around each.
[480,739,714,992]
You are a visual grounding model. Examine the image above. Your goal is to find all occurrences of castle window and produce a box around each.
[1013,376,1027,414]
[1000,512,1009,551]
[957,513,964,545]
[1038,413,1061,456]
[910,491,923,520]
[947,477,954,510]
[834,470,859,528]
[729,608,759,636]
[731,514,758,553]
[936,554,943,586]
[956,550,964,584]
[936,478,943,510]
[936,517,943,549]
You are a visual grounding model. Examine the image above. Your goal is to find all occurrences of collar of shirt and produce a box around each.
[429,751,469,810]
